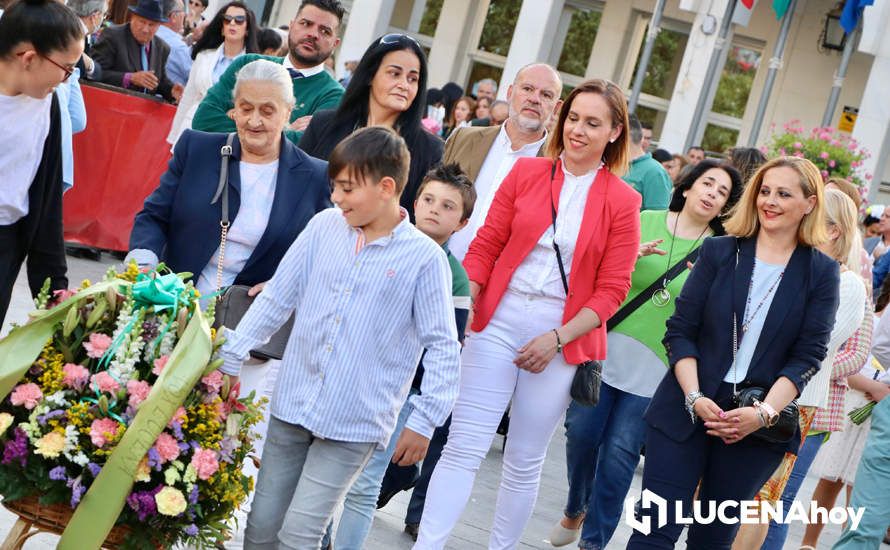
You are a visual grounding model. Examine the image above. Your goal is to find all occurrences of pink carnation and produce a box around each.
[10,383,42,410]
[167,406,187,428]
[201,370,224,393]
[190,448,219,480]
[90,417,121,447]
[829,160,836,168]
[62,363,90,390]
[820,151,830,159]
[793,141,802,149]
[126,380,152,408]
[152,355,169,376]
[83,333,113,359]
[153,432,180,463]
[52,289,77,305]
[90,372,120,394]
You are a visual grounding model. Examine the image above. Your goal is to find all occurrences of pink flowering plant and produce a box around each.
[0,265,266,549]
[764,120,872,207]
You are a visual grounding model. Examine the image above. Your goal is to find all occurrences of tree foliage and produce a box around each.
[557,9,601,76]
[478,0,522,56]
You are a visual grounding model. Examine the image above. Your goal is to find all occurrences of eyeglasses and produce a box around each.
[378,33,420,48]
[17,51,74,82]
[223,14,246,25]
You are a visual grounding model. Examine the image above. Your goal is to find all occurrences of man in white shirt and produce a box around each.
[444,63,563,262]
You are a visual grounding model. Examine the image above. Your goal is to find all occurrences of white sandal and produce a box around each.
[548,520,581,547]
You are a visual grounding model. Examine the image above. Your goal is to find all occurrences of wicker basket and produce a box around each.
[1,495,130,549]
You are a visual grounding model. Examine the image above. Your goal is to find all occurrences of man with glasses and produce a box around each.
[66,0,106,80]
[191,0,345,143]
[155,0,191,86]
[91,0,183,101]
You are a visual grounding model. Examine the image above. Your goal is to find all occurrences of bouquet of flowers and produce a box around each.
[0,264,265,549]
[764,120,872,208]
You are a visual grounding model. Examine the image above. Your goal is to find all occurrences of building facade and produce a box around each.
[267,0,890,203]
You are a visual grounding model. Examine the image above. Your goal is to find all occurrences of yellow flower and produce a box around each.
[155,486,187,516]
[34,431,67,458]
[135,457,151,482]
[0,413,13,436]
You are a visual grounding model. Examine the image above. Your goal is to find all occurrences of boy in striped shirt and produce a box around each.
[218,127,461,549]
[323,163,476,548]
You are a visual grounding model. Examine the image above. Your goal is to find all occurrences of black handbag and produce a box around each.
[727,242,799,444]
[209,133,294,361]
[548,162,601,407]
[214,285,294,360]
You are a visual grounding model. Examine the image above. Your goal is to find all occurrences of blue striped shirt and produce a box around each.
[218,208,461,446]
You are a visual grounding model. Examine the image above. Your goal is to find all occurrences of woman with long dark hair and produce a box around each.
[167,0,259,145]
[299,33,443,218]
[0,0,83,328]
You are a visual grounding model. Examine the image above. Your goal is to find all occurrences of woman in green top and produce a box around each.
[549,159,743,549]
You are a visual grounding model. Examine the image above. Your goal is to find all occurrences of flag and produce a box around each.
[740,0,755,8]
[773,0,793,19]
[840,0,875,33]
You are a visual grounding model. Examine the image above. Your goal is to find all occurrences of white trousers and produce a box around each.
[413,291,576,550]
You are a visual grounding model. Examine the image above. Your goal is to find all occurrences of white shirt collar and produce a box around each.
[282,55,326,77]
[497,122,547,155]
[216,43,245,60]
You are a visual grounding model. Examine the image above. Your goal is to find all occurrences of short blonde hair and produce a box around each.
[824,188,863,269]
[723,156,828,247]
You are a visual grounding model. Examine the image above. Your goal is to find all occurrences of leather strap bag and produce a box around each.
[210,133,294,360]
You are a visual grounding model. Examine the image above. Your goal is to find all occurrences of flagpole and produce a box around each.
[822,23,859,127]
[684,0,737,152]
[628,0,667,113]
[746,0,797,146]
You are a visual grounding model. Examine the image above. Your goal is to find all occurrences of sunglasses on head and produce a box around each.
[223,14,246,24]
[378,33,420,47]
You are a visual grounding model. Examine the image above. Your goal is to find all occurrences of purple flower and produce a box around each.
[126,486,162,521]
[147,447,163,470]
[184,524,199,537]
[49,466,68,481]
[218,437,238,464]
[87,462,102,477]
[188,484,199,505]
[170,422,184,441]
[177,441,190,454]
[2,428,28,467]
[37,410,66,426]
[68,477,85,508]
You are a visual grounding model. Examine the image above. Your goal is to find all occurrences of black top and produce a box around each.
[298,109,444,220]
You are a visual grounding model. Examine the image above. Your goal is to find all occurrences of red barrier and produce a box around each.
[64,83,176,252]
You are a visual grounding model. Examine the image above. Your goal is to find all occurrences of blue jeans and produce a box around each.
[834,398,890,549]
[564,381,650,549]
[244,417,374,550]
[761,432,825,550]
[322,389,416,549]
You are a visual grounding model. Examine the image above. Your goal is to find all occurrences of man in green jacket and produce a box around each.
[623,113,672,211]
[191,0,345,144]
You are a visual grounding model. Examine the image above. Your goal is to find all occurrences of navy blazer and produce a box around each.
[645,236,840,449]
[129,129,332,286]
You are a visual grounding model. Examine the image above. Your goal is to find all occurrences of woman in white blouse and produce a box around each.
[167,0,259,146]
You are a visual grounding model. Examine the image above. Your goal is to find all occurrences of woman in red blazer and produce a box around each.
[414,80,642,549]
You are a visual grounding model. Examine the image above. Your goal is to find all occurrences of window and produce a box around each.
[556,7,601,77]
[701,44,762,153]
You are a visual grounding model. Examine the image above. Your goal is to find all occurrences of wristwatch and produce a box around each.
[684,390,704,423]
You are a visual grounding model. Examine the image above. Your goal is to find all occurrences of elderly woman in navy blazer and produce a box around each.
[128,58,331,289]
[627,157,840,550]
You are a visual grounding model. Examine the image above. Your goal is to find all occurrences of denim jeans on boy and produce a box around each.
[321,389,417,549]
[564,381,649,549]
[244,416,374,550]
[833,397,890,550]
[760,432,825,550]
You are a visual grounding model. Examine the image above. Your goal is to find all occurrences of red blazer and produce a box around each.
[463,157,641,364]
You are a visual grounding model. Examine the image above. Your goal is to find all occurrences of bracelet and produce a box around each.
[753,405,767,428]
[685,390,704,423]
[553,329,563,354]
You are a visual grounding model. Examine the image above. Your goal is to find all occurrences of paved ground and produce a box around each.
[1,253,886,549]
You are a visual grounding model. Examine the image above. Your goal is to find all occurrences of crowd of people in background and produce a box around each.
[5,0,890,549]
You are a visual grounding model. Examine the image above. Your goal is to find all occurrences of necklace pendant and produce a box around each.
[651,288,671,307]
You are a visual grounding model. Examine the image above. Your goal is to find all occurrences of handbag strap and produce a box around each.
[606,246,701,331]
[547,161,700,331]
[211,133,236,292]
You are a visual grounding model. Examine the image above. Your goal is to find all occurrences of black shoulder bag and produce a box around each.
[211,133,295,360]
[548,162,602,406]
